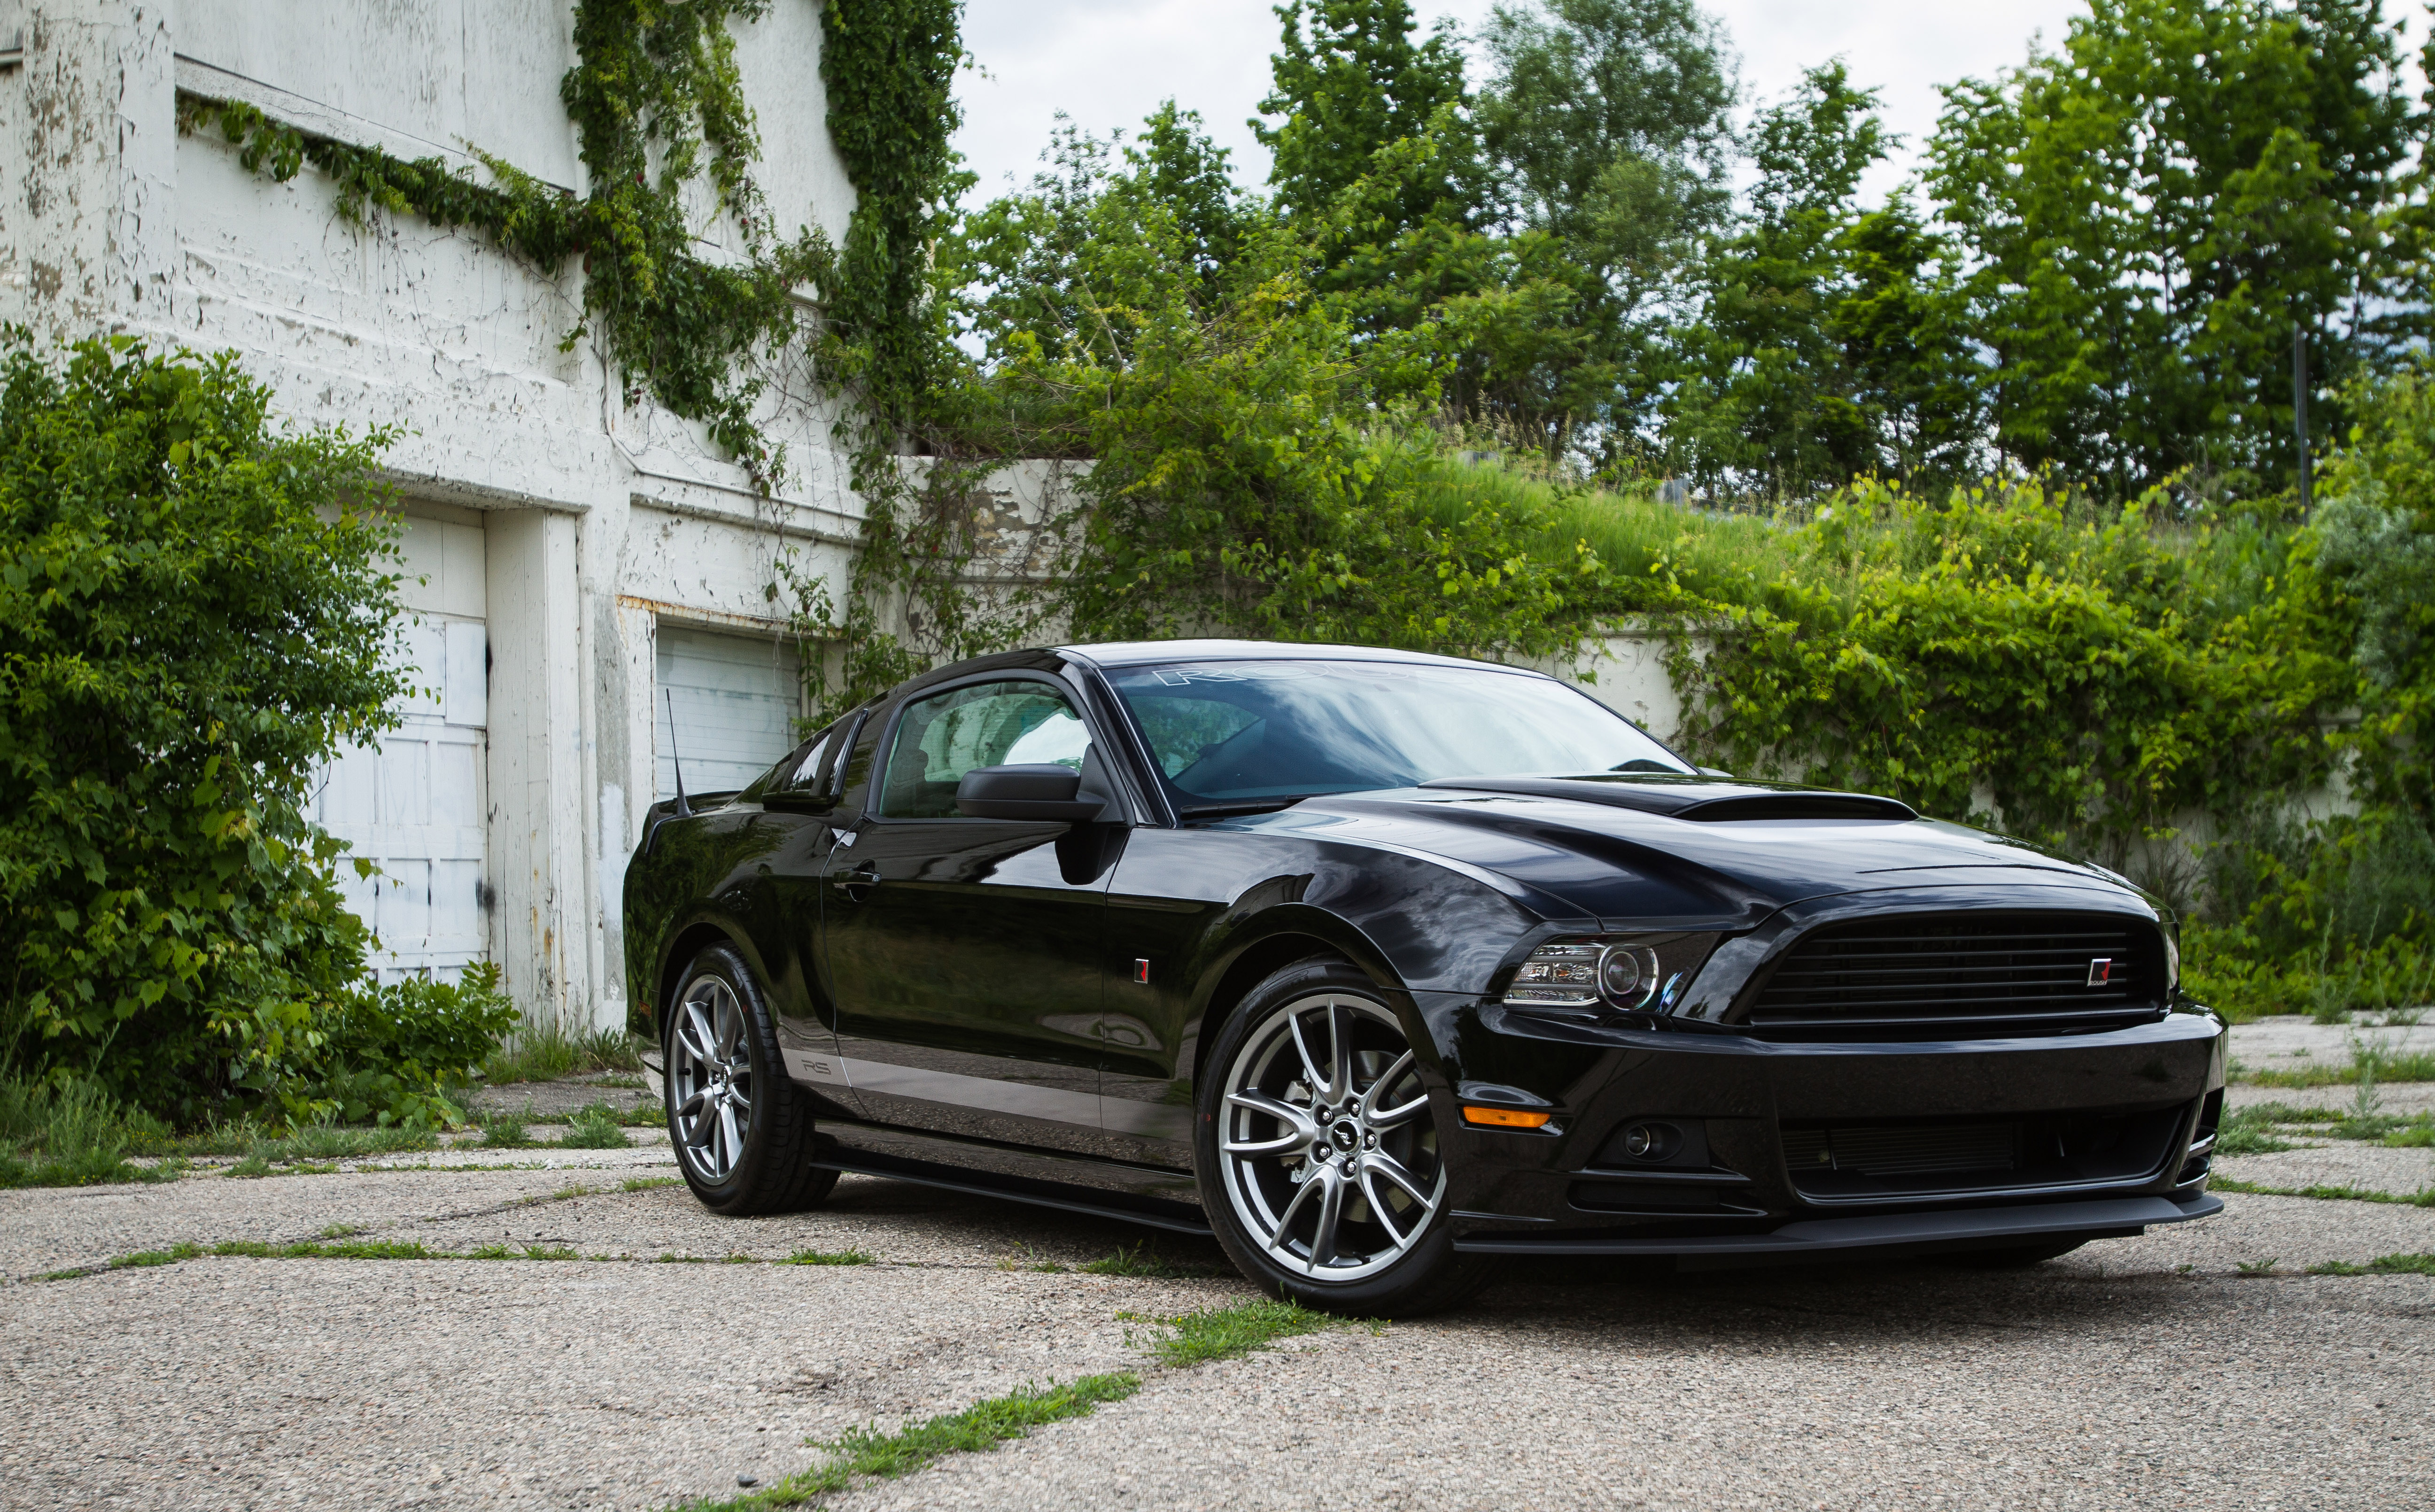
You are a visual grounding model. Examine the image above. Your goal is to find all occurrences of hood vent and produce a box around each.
[1423,775,1916,823]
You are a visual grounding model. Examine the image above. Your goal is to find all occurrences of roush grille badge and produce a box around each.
[2086,958,2113,987]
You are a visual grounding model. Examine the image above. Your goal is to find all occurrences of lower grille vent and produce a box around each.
[1745,910,2166,1040]
[1784,1109,2184,1201]
[1782,1122,2015,1177]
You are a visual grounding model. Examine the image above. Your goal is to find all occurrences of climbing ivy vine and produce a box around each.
[181,1,1034,716]
[793,0,1054,722]
[179,0,816,483]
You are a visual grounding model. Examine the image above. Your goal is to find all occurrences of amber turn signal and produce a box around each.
[1462,1105,1552,1129]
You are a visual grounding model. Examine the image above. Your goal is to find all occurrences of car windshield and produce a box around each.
[1106,658,1693,814]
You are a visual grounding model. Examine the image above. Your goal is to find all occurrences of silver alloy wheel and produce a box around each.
[1217,992,1446,1281]
[670,974,754,1183]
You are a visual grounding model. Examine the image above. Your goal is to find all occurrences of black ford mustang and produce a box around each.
[624,640,2225,1313]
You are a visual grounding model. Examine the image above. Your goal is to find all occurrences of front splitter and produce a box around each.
[1452,1192,2224,1258]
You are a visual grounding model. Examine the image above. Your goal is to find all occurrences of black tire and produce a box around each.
[664,943,837,1217]
[1939,1238,2088,1269]
[1195,958,1497,1317]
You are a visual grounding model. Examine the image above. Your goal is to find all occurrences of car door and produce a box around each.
[820,675,1117,1155]
[754,713,868,1117]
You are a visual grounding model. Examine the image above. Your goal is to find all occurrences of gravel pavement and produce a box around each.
[4,1111,2430,1510]
[2217,1144,2435,1196]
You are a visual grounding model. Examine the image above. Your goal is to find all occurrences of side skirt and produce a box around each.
[813,1119,1212,1238]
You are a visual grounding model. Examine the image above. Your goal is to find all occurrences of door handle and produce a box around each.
[832,861,879,900]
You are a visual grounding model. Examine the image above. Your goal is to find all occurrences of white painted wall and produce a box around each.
[1,1,864,1030]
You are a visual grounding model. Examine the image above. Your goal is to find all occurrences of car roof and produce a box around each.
[1056,639,1548,676]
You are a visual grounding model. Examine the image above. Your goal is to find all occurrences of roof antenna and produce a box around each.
[664,688,692,818]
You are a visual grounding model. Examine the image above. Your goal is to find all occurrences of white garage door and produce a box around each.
[657,627,802,799]
[313,514,489,980]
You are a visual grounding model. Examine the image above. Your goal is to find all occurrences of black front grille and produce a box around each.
[1742,911,2164,1040]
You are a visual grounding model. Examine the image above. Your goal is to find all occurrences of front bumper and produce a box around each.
[1426,995,2228,1254]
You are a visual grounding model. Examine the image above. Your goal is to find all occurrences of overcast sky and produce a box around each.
[951,1,2122,208]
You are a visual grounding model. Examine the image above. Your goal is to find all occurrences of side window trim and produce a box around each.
[867,671,1097,824]
[814,708,869,797]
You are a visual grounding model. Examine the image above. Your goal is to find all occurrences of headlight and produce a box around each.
[1503,933,1721,1015]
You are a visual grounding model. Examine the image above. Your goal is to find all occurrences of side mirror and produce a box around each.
[957,764,1107,822]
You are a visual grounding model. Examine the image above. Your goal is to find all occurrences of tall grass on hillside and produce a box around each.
[1409,454,1795,610]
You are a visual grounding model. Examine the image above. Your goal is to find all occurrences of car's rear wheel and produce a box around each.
[1197,959,1497,1316]
[666,943,836,1216]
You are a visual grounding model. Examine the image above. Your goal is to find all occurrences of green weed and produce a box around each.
[622,1175,681,1192]
[259,1120,438,1163]
[226,1155,272,1179]
[467,1243,582,1262]
[780,1248,875,1266]
[1079,1242,1175,1278]
[0,1074,171,1188]
[2212,1176,2435,1206]
[2214,1106,2295,1156]
[2369,1251,2435,1274]
[478,1114,533,1149]
[481,1019,646,1084]
[558,1104,633,1149]
[211,1239,440,1260]
[2240,1049,2435,1088]
[1125,1297,1344,1367]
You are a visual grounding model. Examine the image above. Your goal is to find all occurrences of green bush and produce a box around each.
[304,964,522,1126]
[0,337,404,1120]
[1658,478,2336,863]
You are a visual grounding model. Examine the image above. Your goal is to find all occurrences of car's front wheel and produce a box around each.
[1196,959,1497,1316]
[666,943,836,1216]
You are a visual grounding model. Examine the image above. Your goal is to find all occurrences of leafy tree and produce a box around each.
[953,103,1255,375]
[1476,0,1738,436]
[1667,64,1981,498]
[2305,362,2435,824]
[1255,0,1481,229]
[1928,0,2421,495]
[0,338,406,1119]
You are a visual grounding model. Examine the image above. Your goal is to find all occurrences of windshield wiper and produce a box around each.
[1175,795,1315,819]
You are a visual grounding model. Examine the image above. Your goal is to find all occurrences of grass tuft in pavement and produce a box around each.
[2239,1049,2435,1088]
[558,1104,634,1149]
[2212,1176,2435,1207]
[1125,1296,1345,1367]
[779,1248,874,1266]
[622,1175,680,1192]
[1078,1241,1222,1279]
[478,1113,533,1149]
[2214,1106,2297,1155]
[676,1373,1142,1510]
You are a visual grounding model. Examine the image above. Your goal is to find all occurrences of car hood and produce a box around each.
[1255,774,2139,927]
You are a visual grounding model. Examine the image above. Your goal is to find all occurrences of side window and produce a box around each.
[878,680,1092,818]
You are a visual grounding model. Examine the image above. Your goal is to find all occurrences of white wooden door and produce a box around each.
[307,454,497,987]
[656,626,802,799]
